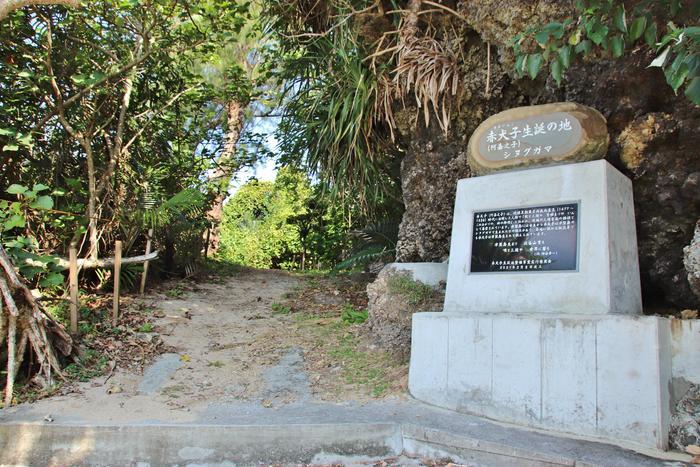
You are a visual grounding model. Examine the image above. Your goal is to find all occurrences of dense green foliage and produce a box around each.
[219,167,358,270]
[0,0,258,284]
[513,0,700,103]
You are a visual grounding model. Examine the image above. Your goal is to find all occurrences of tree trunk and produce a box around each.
[206,99,247,254]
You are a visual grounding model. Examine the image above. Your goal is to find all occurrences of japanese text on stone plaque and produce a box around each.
[470,203,579,273]
[477,112,582,162]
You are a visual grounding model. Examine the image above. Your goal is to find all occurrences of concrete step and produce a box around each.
[0,400,690,466]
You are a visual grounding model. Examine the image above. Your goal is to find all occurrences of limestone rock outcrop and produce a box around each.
[393,0,700,310]
[365,266,444,360]
[685,221,700,301]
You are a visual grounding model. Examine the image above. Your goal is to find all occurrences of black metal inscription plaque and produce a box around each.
[470,203,579,273]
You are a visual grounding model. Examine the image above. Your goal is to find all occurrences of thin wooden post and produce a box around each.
[139,228,153,295]
[68,246,78,334]
[204,226,211,259]
[112,241,122,326]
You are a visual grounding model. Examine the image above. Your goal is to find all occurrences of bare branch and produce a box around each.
[22,250,160,270]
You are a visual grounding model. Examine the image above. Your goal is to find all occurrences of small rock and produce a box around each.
[107,385,123,394]
[43,414,53,423]
[681,309,699,320]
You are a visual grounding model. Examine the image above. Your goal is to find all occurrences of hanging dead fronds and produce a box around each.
[371,0,463,137]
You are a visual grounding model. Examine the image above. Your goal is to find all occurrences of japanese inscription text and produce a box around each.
[470,203,579,273]
[477,112,583,162]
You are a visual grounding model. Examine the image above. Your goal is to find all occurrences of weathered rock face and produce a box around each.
[394,0,700,310]
[616,111,700,308]
[468,102,609,175]
[670,383,700,451]
[395,28,527,262]
[684,221,700,301]
[395,129,469,262]
[365,266,444,360]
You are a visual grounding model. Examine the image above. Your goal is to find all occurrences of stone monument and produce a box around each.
[408,103,672,450]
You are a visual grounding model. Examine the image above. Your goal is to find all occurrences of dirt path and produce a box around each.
[5,267,407,423]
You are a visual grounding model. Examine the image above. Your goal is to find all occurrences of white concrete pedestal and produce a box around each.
[409,312,671,449]
[408,161,672,450]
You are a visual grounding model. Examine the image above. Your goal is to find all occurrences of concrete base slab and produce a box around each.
[409,312,672,450]
[0,399,687,466]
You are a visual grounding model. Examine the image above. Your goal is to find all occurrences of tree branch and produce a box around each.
[0,0,79,21]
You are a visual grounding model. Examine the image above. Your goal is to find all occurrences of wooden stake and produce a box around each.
[69,246,78,334]
[139,229,153,295]
[112,241,122,327]
[5,312,16,407]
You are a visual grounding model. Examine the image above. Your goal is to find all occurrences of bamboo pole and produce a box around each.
[112,241,122,326]
[69,246,78,334]
[139,229,153,295]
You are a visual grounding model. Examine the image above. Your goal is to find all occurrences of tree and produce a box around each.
[0,0,254,404]
[1,0,250,260]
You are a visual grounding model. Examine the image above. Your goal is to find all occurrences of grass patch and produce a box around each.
[202,258,245,277]
[328,333,391,397]
[64,348,110,382]
[341,304,368,324]
[207,360,225,368]
[137,322,154,333]
[386,274,435,305]
[165,284,185,298]
[271,302,291,315]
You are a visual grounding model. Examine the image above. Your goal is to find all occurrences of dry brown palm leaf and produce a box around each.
[370,0,463,136]
[393,34,461,134]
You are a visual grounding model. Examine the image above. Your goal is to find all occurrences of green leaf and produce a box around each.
[559,45,572,68]
[535,30,551,46]
[0,128,16,136]
[6,184,28,195]
[613,5,627,33]
[588,24,609,45]
[685,77,700,105]
[4,214,25,231]
[611,35,624,58]
[33,183,50,193]
[644,22,658,47]
[629,17,647,41]
[569,29,582,45]
[29,195,53,211]
[666,64,689,93]
[39,272,64,288]
[2,144,19,152]
[551,58,563,86]
[527,53,543,80]
[70,74,87,84]
[575,40,593,55]
[17,133,32,147]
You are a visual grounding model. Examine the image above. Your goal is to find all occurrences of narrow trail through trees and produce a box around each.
[2,268,406,423]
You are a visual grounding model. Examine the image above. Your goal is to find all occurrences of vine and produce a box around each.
[512,0,700,104]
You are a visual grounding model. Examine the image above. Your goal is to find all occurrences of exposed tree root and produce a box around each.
[0,246,72,406]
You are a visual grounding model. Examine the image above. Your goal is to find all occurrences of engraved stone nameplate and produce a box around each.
[470,203,579,273]
[468,103,609,175]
